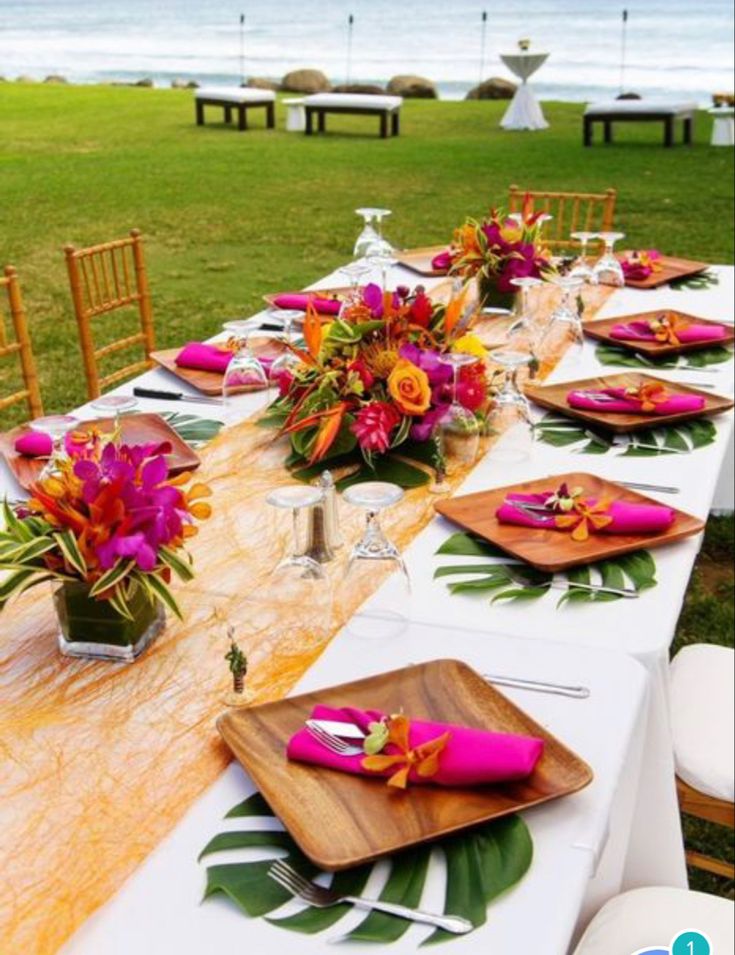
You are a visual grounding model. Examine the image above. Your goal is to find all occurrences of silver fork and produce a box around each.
[268,859,474,935]
[305,720,363,756]
[506,567,639,600]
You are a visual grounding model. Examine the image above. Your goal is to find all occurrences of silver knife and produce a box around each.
[307,718,366,740]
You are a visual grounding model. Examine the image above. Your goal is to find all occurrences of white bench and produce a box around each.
[194,86,276,131]
[302,93,404,138]
[584,99,697,147]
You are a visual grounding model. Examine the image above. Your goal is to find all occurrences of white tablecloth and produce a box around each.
[500,52,550,131]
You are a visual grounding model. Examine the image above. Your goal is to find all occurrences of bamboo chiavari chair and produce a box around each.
[508,185,617,251]
[677,778,735,880]
[0,265,44,421]
[64,229,156,399]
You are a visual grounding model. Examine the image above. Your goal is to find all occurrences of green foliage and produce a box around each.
[434,532,657,605]
[200,792,533,943]
[534,412,717,456]
[158,411,224,448]
[595,342,733,371]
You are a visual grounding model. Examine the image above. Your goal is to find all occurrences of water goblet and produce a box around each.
[340,481,410,639]
[537,275,586,376]
[486,350,534,462]
[266,309,304,383]
[569,231,599,285]
[90,394,138,432]
[353,208,383,258]
[30,414,79,478]
[338,261,372,314]
[507,276,546,375]
[221,321,269,412]
[593,231,626,287]
[436,352,481,474]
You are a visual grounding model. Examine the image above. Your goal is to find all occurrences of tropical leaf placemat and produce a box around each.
[670,270,720,292]
[434,532,657,606]
[534,413,717,456]
[595,342,733,371]
[157,411,224,448]
[200,792,533,944]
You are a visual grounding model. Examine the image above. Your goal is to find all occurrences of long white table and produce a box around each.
[3,261,731,955]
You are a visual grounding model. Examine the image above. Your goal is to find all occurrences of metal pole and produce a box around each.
[346,14,354,85]
[479,10,488,85]
[239,13,245,86]
[620,9,628,94]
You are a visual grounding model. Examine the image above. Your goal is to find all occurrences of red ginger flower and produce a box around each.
[351,401,401,454]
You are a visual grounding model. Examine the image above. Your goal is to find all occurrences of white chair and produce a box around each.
[573,887,734,954]
[670,643,734,879]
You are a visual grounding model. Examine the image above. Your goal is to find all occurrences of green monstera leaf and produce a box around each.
[200,792,533,944]
[158,411,224,448]
[534,412,717,457]
[595,342,733,371]
[434,532,658,606]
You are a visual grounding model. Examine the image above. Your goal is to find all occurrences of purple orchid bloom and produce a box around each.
[410,403,450,442]
[399,343,452,385]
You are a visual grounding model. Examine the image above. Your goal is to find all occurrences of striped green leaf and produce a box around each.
[139,571,181,619]
[54,529,87,577]
[158,545,195,582]
[89,559,136,597]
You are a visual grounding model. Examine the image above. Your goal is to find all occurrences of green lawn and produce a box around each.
[1,82,733,897]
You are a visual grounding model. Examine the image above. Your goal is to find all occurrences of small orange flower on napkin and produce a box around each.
[361,715,451,789]
[649,313,683,346]
[554,498,614,542]
[624,381,670,412]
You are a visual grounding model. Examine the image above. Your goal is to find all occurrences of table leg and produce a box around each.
[305,108,313,135]
[266,102,275,130]
[683,116,693,145]
[318,110,326,133]
[583,117,593,146]
[380,112,388,138]
[238,105,247,131]
[392,110,400,136]
[224,105,232,124]
[603,120,613,144]
[195,101,204,126]
[664,116,674,147]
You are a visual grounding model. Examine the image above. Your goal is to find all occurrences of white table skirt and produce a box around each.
[61,625,648,955]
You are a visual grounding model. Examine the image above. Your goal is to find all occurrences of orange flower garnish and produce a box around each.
[649,313,683,346]
[443,284,470,339]
[361,715,450,789]
[625,381,670,412]
[303,300,323,361]
[554,498,614,542]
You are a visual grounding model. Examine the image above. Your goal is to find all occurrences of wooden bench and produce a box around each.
[194,87,276,132]
[583,100,697,147]
[302,93,403,139]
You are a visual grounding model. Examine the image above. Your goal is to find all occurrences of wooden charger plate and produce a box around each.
[218,658,593,870]
[151,338,285,397]
[394,245,450,277]
[262,286,351,313]
[584,311,734,357]
[524,372,733,434]
[0,412,200,491]
[620,252,709,290]
[434,471,704,573]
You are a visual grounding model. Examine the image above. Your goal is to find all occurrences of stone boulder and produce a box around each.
[135,77,154,88]
[466,77,517,100]
[44,74,68,84]
[171,78,189,89]
[15,75,37,84]
[616,91,642,100]
[186,81,200,89]
[387,74,437,99]
[332,83,386,95]
[281,69,331,94]
[246,77,280,91]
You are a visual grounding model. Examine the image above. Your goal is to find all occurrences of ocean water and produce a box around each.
[0,0,732,103]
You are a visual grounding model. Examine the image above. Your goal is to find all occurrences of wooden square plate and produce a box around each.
[583,310,734,357]
[524,372,733,434]
[217,658,593,870]
[262,287,350,312]
[620,253,710,289]
[0,412,200,491]
[394,245,450,277]
[151,338,285,396]
[434,471,704,573]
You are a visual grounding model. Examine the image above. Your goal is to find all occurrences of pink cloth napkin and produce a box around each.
[496,492,675,535]
[14,432,53,457]
[567,387,705,416]
[431,250,453,272]
[610,320,727,344]
[175,342,233,374]
[287,704,544,787]
[621,251,662,283]
[271,294,341,315]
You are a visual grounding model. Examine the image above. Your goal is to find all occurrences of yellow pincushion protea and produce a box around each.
[452,333,487,360]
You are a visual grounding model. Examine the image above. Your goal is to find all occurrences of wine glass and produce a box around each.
[593,231,626,287]
[486,350,534,462]
[338,261,372,314]
[90,394,138,433]
[436,352,481,474]
[221,321,269,412]
[507,276,545,376]
[267,309,304,383]
[353,208,382,258]
[30,414,79,478]
[340,481,410,639]
[569,232,599,285]
[265,485,333,647]
[537,275,586,376]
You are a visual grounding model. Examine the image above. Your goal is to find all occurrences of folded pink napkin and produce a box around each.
[14,432,53,457]
[496,492,675,535]
[288,704,544,788]
[610,321,727,345]
[271,294,341,315]
[621,251,662,283]
[175,342,233,374]
[567,387,705,416]
[431,250,453,272]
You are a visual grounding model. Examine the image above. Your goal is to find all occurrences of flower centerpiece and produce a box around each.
[444,200,551,309]
[261,284,490,487]
[0,428,211,660]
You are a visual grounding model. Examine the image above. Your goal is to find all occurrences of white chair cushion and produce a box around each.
[670,643,735,801]
[574,887,734,954]
[195,86,276,103]
[585,99,698,115]
[304,93,402,110]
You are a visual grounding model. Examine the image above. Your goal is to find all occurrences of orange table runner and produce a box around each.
[0,284,614,954]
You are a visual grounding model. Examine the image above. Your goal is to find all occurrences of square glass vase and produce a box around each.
[54,580,165,662]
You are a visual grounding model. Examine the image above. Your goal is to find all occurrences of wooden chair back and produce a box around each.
[0,266,44,421]
[508,185,617,250]
[64,229,155,399]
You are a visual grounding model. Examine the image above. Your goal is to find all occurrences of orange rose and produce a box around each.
[388,359,431,416]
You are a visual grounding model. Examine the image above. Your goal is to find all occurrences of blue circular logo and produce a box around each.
[672,931,711,955]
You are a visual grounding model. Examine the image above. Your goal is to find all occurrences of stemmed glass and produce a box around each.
[340,481,410,639]
[593,231,626,287]
[507,276,545,376]
[537,275,586,376]
[354,208,392,258]
[30,414,79,478]
[486,350,534,462]
[569,232,599,285]
[90,394,138,434]
[338,261,372,314]
[221,320,269,411]
[267,309,304,383]
[436,352,481,474]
